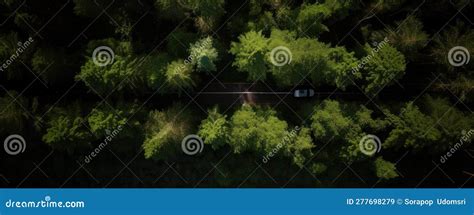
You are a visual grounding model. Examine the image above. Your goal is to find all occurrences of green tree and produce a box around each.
[229,105,313,166]
[267,30,329,86]
[266,29,359,88]
[198,107,229,149]
[76,55,141,95]
[87,103,143,152]
[310,162,328,175]
[385,97,473,154]
[323,46,360,89]
[266,29,303,86]
[311,100,353,142]
[77,39,142,94]
[374,157,399,179]
[384,102,441,152]
[164,60,195,93]
[296,3,331,36]
[189,37,218,72]
[42,106,91,154]
[87,103,141,138]
[228,105,283,153]
[287,127,314,167]
[363,43,406,95]
[311,100,387,161]
[230,31,268,81]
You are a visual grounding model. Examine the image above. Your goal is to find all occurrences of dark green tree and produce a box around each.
[368,0,407,13]
[139,54,171,90]
[31,47,77,85]
[371,15,429,60]
[434,76,474,102]
[166,29,198,58]
[432,21,474,72]
[155,0,225,32]
[142,104,193,160]
[362,43,406,95]
[0,32,32,80]
[422,96,473,151]
[0,91,29,134]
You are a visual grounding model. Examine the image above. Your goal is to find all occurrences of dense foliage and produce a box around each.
[0,0,473,188]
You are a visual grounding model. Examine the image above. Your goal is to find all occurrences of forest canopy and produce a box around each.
[0,0,473,188]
